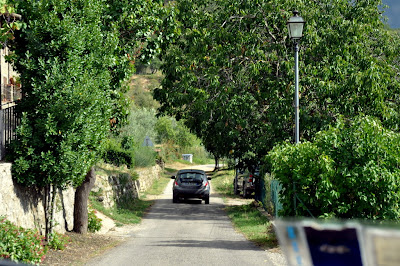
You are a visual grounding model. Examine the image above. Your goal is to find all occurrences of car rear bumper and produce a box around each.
[173,187,210,199]
[246,185,255,191]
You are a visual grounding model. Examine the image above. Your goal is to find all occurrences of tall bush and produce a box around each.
[9,0,118,187]
[267,116,400,220]
[7,0,167,235]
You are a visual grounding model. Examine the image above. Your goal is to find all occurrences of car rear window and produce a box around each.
[178,173,204,183]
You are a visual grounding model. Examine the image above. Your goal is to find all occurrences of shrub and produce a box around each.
[260,172,277,217]
[157,141,180,161]
[266,116,400,220]
[0,217,46,265]
[103,138,134,168]
[135,146,157,167]
[88,207,102,233]
[47,232,70,250]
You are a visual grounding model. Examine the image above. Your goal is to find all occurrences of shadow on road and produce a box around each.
[140,170,234,223]
[143,197,227,222]
[152,239,261,251]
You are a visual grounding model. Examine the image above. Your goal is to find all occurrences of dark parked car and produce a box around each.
[171,169,211,204]
[233,166,259,198]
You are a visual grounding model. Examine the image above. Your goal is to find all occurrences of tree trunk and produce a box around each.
[213,156,220,172]
[44,185,50,239]
[73,167,96,234]
[49,184,57,238]
[44,184,58,241]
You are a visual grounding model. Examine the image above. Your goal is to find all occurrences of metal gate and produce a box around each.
[0,102,19,160]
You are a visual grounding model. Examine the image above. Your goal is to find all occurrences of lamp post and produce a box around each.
[287,10,305,144]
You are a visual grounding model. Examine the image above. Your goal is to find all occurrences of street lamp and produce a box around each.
[287,10,305,144]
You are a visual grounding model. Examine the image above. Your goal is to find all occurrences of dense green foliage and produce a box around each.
[112,74,206,168]
[7,0,169,186]
[0,217,46,265]
[154,0,400,169]
[155,116,196,147]
[121,107,158,148]
[103,139,135,168]
[267,116,400,220]
[0,217,70,264]
[152,0,400,219]
[7,0,122,187]
[4,0,168,238]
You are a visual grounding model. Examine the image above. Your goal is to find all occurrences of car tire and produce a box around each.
[173,195,178,203]
[205,196,210,204]
[234,179,239,195]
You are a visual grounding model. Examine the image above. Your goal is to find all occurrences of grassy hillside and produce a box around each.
[127,72,163,109]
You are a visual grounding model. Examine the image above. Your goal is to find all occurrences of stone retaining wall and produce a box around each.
[136,165,163,192]
[0,163,163,233]
[92,165,163,209]
[0,162,75,234]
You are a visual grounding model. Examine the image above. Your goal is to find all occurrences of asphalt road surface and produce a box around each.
[87,165,287,266]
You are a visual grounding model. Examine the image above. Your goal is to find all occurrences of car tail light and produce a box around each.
[175,180,179,186]
[204,181,209,187]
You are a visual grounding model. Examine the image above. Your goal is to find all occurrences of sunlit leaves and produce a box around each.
[267,116,400,220]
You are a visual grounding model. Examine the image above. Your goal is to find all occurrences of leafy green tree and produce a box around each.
[155,116,195,148]
[121,107,158,147]
[300,0,400,137]
[7,0,121,236]
[155,116,177,144]
[154,0,400,170]
[267,116,400,220]
[104,0,169,71]
[7,0,167,236]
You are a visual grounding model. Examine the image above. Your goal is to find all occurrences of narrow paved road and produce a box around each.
[87,166,287,266]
